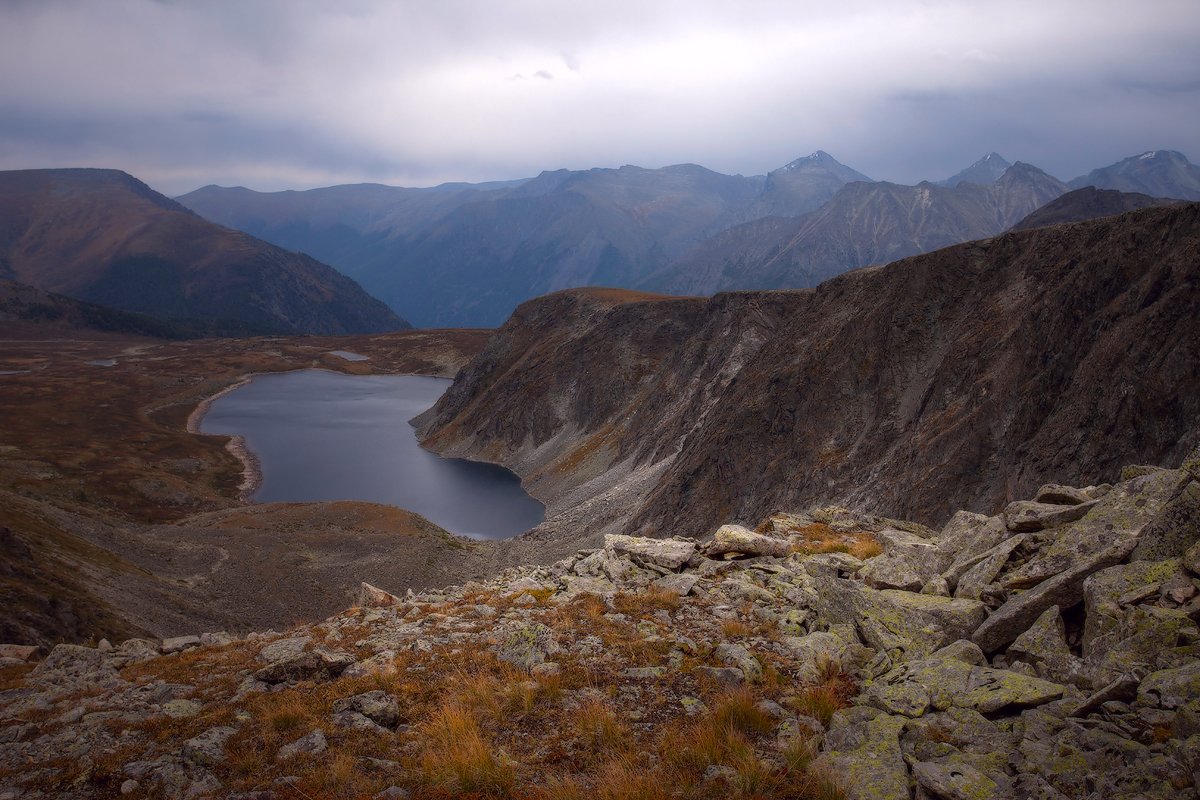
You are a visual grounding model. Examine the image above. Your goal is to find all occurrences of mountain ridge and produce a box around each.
[0,168,408,335]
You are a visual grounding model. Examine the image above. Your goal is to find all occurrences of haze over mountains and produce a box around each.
[179,149,1200,328]
[0,169,407,336]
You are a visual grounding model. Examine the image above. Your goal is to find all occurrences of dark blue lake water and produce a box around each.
[198,369,544,540]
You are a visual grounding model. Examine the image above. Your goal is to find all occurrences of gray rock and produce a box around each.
[160,635,201,655]
[162,699,202,718]
[1003,500,1097,532]
[955,534,1026,600]
[1186,540,1200,577]
[815,712,909,800]
[651,572,699,596]
[333,690,400,728]
[182,726,237,766]
[1034,484,1092,506]
[813,576,986,659]
[604,534,696,570]
[714,642,762,682]
[863,659,1064,717]
[859,557,925,592]
[1138,661,1200,709]
[1069,674,1140,717]
[374,789,410,800]
[937,516,1014,588]
[1132,478,1200,562]
[29,643,107,684]
[254,649,353,684]
[1082,559,1181,654]
[0,644,40,662]
[973,536,1138,654]
[1003,470,1177,590]
[199,632,234,647]
[331,710,391,735]
[693,666,745,686]
[912,759,1003,800]
[1008,606,1075,684]
[704,524,791,558]
[342,650,399,680]
[258,637,311,663]
[494,623,559,669]
[359,582,403,607]
[276,729,327,761]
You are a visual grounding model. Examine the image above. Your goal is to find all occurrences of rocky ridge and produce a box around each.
[2,449,1198,799]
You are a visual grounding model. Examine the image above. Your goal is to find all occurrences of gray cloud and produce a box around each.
[0,0,1196,194]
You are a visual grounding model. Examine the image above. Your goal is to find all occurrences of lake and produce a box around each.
[198,369,544,539]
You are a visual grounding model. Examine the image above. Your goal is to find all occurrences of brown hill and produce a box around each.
[419,203,1200,560]
[0,169,408,335]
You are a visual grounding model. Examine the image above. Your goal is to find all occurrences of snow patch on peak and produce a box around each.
[1139,151,1159,160]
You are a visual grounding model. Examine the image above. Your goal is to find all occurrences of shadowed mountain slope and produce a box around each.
[645,162,1069,296]
[1011,186,1181,231]
[0,169,408,335]
[179,155,873,327]
[419,204,1200,558]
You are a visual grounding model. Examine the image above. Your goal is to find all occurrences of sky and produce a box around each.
[0,0,1197,196]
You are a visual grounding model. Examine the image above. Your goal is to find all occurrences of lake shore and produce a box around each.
[186,375,263,501]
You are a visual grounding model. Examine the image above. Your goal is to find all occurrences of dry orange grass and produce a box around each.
[789,523,883,560]
[420,700,516,796]
[613,586,682,615]
[572,697,631,757]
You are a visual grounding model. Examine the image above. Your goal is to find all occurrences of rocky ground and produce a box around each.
[2,449,1197,799]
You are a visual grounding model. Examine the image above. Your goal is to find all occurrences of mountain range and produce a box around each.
[179,150,1200,328]
[0,169,408,336]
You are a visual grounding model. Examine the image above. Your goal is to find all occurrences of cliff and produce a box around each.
[418,204,1200,557]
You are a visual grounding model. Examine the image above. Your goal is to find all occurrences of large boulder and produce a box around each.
[812,576,986,659]
[1131,477,1200,562]
[814,709,910,800]
[1002,500,1097,532]
[862,658,1065,718]
[704,525,791,559]
[972,536,1138,654]
[604,534,696,570]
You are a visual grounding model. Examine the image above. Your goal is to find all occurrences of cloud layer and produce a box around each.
[1,0,1197,194]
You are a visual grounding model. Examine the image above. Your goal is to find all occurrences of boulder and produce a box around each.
[254,649,353,684]
[0,644,40,662]
[1002,469,1177,590]
[815,710,910,800]
[604,534,696,570]
[359,583,403,608]
[937,517,1014,588]
[332,690,400,729]
[258,636,310,664]
[181,726,237,767]
[28,644,111,685]
[704,525,790,559]
[812,576,986,659]
[650,572,699,597]
[954,534,1026,600]
[276,729,327,761]
[160,635,201,655]
[972,536,1138,654]
[1008,606,1075,684]
[1131,478,1200,562]
[863,659,1064,717]
[494,623,559,669]
[693,666,745,686]
[1082,559,1181,655]
[714,642,762,682]
[912,759,1003,800]
[1034,484,1092,506]
[1002,500,1097,532]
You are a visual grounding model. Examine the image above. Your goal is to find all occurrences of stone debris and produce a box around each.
[1,450,1197,798]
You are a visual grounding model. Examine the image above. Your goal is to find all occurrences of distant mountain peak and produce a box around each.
[1069,150,1200,201]
[938,152,1013,187]
[776,150,842,173]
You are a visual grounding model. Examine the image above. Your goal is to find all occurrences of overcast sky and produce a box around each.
[1,0,1197,195]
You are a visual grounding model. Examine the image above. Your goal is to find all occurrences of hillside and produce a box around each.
[418,203,1200,563]
[0,169,408,335]
[0,278,192,339]
[1,452,1197,799]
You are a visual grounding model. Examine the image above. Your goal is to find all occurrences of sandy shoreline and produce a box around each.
[186,376,263,501]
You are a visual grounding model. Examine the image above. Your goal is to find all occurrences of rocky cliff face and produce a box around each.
[419,204,1200,558]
